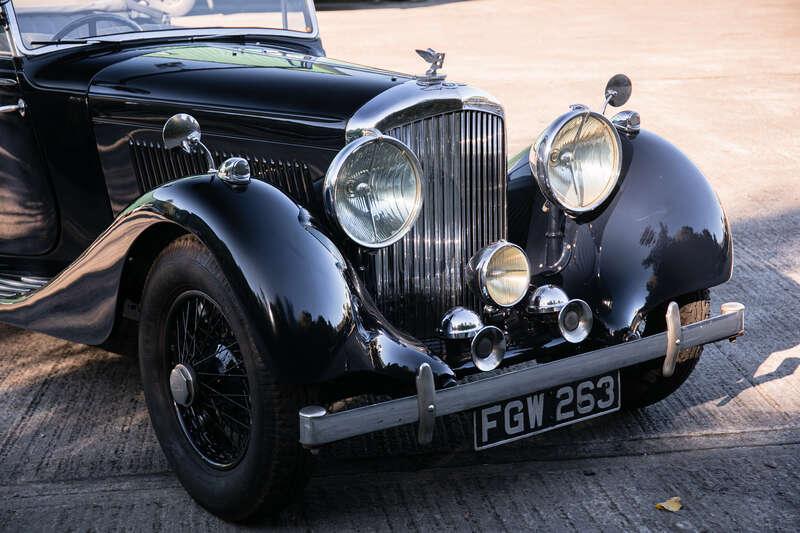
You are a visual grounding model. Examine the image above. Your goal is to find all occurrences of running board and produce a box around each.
[0,274,50,300]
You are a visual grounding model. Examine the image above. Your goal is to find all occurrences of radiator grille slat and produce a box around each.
[128,139,314,205]
[367,110,507,341]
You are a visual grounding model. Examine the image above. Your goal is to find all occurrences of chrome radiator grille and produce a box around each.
[364,110,507,341]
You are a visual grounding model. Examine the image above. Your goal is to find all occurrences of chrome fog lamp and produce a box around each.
[468,241,531,308]
[527,284,569,314]
[440,307,483,339]
[530,109,622,215]
[324,133,424,248]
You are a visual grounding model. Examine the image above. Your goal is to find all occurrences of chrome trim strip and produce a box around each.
[298,303,745,447]
[346,80,505,142]
[0,274,49,300]
[1,0,320,57]
[19,276,49,286]
[0,275,49,298]
[0,278,40,290]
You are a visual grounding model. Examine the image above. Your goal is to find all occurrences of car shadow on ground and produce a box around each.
[716,356,800,406]
[704,208,800,408]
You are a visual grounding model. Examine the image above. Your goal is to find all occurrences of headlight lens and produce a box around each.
[531,110,622,214]
[324,134,423,248]
[469,241,531,307]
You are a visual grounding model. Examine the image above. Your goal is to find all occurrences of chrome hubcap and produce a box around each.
[169,363,195,407]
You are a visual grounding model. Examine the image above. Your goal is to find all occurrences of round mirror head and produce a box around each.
[163,113,202,153]
[605,74,632,107]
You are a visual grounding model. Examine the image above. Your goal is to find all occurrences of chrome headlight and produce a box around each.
[468,241,531,308]
[324,134,423,248]
[531,109,622,214]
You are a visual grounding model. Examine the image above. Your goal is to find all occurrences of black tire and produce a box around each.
[621,290,711,409]
[139,235,311,521]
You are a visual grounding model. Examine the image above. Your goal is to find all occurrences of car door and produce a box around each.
[0,28,58,256]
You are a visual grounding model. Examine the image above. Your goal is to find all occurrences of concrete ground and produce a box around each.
[2,0,800,530]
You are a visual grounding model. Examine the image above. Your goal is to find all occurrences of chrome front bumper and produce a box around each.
[298,302,745,448]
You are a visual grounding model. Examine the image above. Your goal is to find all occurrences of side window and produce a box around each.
[0,29,10,54]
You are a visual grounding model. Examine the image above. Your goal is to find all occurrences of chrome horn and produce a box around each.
[558,299,593,344]
[470,326,507,371]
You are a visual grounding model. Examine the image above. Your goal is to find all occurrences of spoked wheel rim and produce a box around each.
[165,290,252,469]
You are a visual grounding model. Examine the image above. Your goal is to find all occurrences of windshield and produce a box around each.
[8,0,317,50]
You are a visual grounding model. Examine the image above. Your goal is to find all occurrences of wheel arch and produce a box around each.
[100,222,189,356]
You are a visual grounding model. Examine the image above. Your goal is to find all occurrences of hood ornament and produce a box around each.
[415,48,446,83]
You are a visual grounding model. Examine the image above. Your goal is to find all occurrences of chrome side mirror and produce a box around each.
[162,113,216,172]
[163,113,201,152]
[604,74,632,110]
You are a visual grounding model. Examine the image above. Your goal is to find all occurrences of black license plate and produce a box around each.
[473,371,621,450]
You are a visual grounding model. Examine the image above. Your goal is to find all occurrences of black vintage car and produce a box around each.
[0,0,744,521]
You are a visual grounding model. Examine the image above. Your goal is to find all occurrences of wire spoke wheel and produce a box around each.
[166,290,251,469]
[140,235,313,519]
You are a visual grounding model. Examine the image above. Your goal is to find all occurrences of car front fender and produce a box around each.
[146,176,455,389]
[508,129,733,338]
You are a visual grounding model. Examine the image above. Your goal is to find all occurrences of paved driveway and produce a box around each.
[1,0,799,530]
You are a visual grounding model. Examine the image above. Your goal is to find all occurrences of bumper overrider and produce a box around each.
[299,302,745,448]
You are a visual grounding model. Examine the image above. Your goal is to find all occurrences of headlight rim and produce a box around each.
[529,108,623,215]
[323,132,424,249]
[469,240,532,308]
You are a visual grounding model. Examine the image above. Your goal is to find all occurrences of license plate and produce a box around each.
[473,371,621,450]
